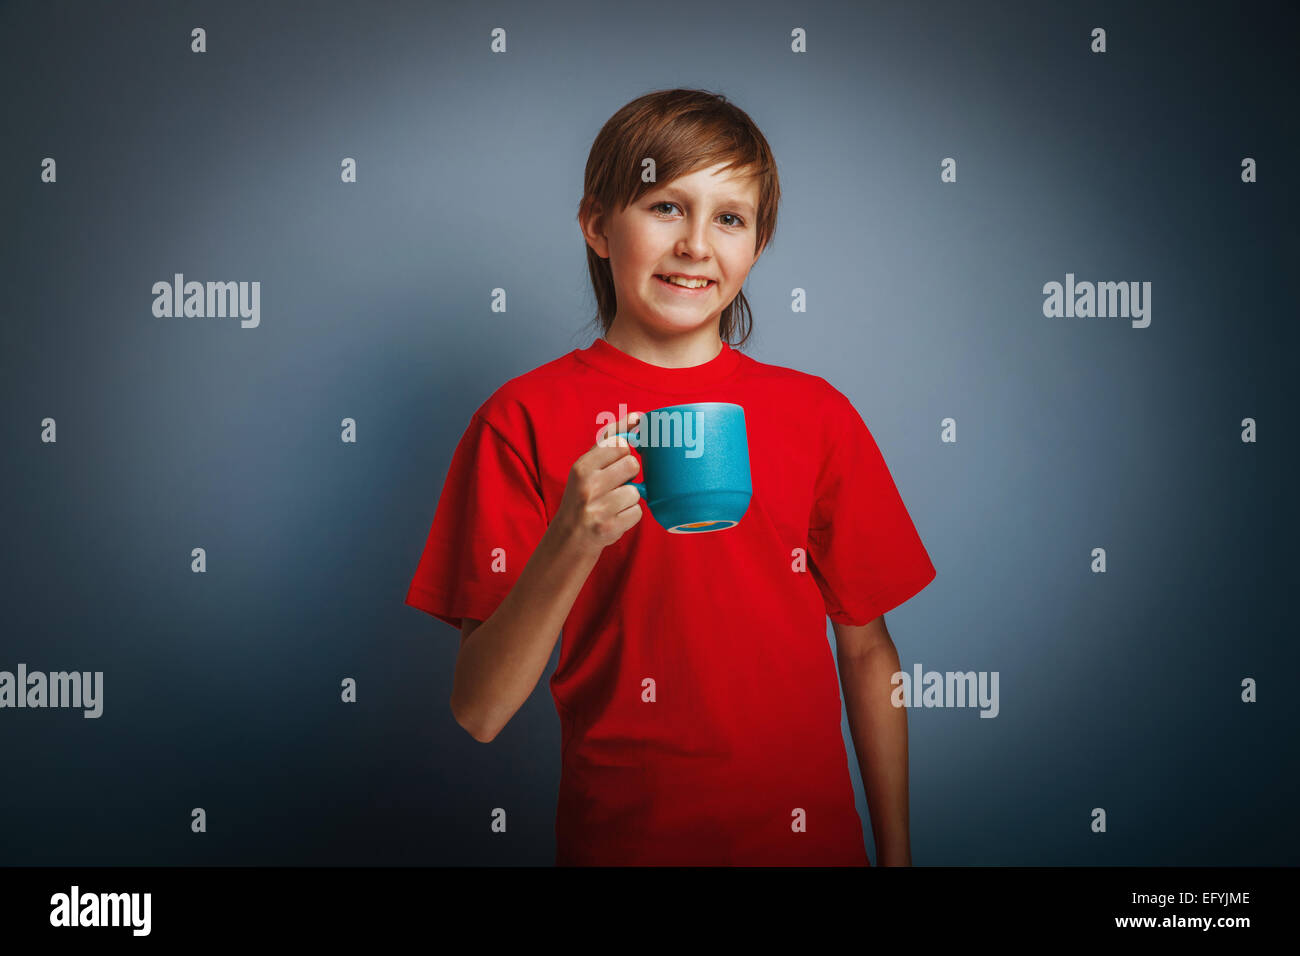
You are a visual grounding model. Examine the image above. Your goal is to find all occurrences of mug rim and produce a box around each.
[642,401,742,413]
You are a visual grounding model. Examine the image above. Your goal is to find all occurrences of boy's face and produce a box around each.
[582,162,764,339]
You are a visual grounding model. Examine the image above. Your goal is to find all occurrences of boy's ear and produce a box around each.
[579,199,611,259]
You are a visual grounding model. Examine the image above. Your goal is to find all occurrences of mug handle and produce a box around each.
[612,430,647,500]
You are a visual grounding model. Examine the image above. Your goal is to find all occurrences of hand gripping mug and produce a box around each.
[611,402,753,533]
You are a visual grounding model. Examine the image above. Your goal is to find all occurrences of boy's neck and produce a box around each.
[604,320,724,369]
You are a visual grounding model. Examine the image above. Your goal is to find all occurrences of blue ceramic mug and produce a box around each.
[612,402,752,533]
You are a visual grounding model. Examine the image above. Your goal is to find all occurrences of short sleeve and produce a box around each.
[405,411,550,633]
[806,388,936,626]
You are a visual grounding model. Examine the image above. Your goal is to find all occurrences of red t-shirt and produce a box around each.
[405,336,936,865]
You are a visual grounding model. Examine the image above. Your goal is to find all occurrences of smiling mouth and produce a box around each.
[654,275,716,290]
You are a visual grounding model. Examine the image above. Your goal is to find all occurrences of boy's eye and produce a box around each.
[651,202,745,227]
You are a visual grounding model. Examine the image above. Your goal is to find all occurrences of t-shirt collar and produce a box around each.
[574,335,743,393]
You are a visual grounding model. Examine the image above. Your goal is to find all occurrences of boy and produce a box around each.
[406,88,936,865]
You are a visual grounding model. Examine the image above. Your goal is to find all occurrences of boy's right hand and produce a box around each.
[553,411,645,556]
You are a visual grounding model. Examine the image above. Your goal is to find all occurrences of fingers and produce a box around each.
[590,410,644,464]
[577,411,643,500]
[612,489,646,526]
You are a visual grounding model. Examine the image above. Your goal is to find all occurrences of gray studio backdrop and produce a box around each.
[2,0,1295,865]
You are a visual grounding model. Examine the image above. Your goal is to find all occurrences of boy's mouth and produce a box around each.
[654,274,716,292]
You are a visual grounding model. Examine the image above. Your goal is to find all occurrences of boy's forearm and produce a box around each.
[453,520,601,742]
[838,639,912,865]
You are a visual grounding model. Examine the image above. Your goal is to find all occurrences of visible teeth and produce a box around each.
[660,275,711,289]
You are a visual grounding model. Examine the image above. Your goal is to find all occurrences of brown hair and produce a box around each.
[577,89,781,350]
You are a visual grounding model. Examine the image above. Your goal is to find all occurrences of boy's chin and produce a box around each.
[640,315,723,336]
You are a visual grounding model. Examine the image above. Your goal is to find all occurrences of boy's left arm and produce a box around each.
[832,615,912,866]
